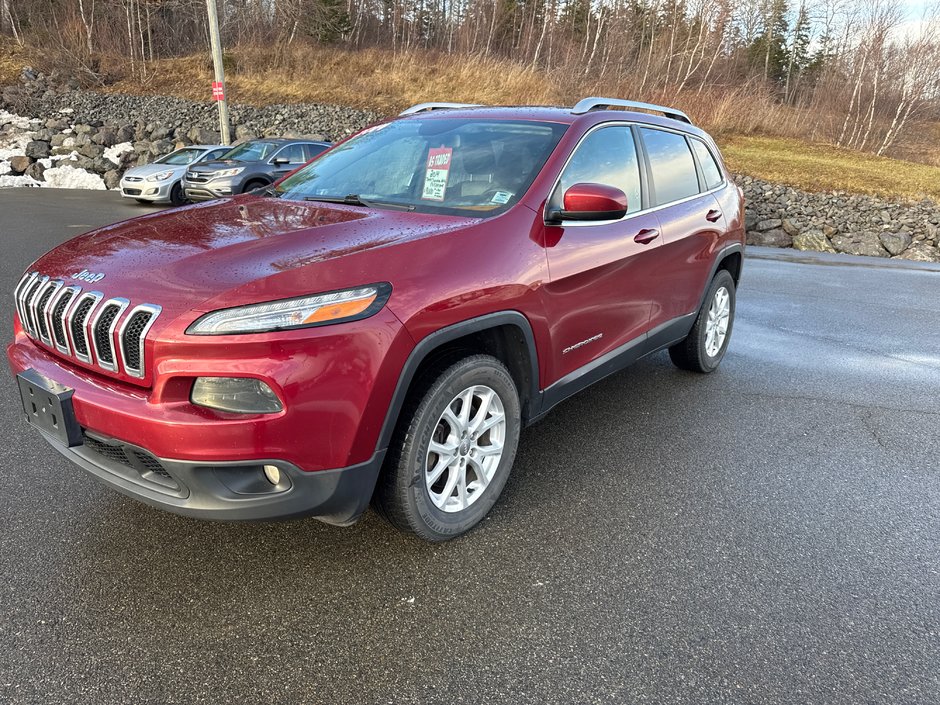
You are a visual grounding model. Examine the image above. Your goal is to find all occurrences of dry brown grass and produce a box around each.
[0,39,31,86]
[720,135,940,202]
[103,45,790,138]
[104,46,559,116]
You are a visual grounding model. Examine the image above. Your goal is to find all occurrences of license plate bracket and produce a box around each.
[17,368,83,447]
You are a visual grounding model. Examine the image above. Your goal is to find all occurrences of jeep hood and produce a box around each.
[30,196,475,320]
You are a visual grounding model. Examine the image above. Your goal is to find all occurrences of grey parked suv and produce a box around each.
[182,138,331,201]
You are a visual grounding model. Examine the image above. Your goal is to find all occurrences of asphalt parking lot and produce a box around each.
[1,189,938,705]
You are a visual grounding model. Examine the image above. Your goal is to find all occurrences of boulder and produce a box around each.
[103,169,122,190]
[897,243,940,263]
[878,232,912,256]
[149,139,174,155]
[792,229,835,253]
[24,161,46,181]
[50,133,68,147]
[24,140,51,159]
[755,218,783,232]
[9,155,32,174]
[149,124,171,141]
[92,156,114,174]
[91,127,119,147]
[831,232,888,258]
[234,124,257,142]
[781,218,800,236]
[187,126,220,144]
[78,142,105,159]
[747,228,792,248]
[73,123,94,135]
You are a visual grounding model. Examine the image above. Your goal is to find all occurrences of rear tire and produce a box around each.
[374,354,521,541]
[669,269,736,373]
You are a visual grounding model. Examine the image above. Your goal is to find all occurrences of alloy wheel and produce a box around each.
[425,385,506,513]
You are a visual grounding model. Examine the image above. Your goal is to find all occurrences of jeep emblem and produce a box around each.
[71,269,105,283]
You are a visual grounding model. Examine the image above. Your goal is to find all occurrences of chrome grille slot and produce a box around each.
[16,273,161,380]
[22,275,47,334]
[118,304,161,378]
[68,292,102,362]
[35,279,62,344]
[13,272,36,331]
[91,298,128,371]
[49,286,80,353]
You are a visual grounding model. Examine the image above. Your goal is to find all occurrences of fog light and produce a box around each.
[191,377,283,414]
[145,188,158,195]
[263,464,281,485]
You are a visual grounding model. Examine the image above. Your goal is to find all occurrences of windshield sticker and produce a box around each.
[490,191,513,205]
[421,146,453,201]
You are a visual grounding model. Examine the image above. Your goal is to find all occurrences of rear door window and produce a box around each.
[690,138,723,190]
[303,143,329,160]
[639,128,700,206]
[558,125,642,214]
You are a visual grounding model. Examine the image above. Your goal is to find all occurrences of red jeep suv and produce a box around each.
[8,98,744,541]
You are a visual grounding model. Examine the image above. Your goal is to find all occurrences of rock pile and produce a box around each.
[738,176,940,262]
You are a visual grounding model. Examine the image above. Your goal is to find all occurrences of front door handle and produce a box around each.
[634,228,660,244]
[705,209,722,223]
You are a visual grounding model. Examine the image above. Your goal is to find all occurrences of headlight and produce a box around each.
[146,170,175,182]
[186,283,391,335]
[192,377,283,414]
[212,167,245,178]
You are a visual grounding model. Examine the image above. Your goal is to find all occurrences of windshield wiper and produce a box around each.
[304,194,415,211]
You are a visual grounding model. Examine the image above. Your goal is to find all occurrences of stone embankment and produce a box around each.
[738,176,940,262]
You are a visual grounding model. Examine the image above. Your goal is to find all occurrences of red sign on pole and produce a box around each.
[212,81,225,101]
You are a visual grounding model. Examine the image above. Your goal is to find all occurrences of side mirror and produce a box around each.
[272,157,290,166]
[547,183,628,223]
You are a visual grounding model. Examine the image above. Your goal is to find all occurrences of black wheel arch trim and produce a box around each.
[376,311,542,453]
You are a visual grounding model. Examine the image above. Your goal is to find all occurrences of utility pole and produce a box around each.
[206,0,231,145]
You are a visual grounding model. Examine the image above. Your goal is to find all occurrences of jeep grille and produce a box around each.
[14,272,162,379]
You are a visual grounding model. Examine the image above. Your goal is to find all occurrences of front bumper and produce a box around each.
[120,178,175,202]
[38,425,384,523]
[182,176,237,202]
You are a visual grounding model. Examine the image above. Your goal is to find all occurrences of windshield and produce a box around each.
[219,141,280,162]
[155,148,206,166]
[275,119,567,216]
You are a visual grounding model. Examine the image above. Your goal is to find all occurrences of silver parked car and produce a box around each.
[120,145,230,206]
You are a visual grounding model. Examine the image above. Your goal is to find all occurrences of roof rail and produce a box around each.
[399,102,482,116]
[571,97,691,124]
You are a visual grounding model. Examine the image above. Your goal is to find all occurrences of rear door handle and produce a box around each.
[634,228,660,244]
[705,209,722,223]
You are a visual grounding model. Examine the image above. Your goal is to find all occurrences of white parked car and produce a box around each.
[120,145,230,206]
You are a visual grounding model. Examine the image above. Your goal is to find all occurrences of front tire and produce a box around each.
[169,181,186,206]
[374,355,521,541]
[242,179,269,194]
[669,269,736,373]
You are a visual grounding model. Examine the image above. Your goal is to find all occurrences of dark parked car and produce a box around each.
[182,138,330,201]
[9,98,744,541]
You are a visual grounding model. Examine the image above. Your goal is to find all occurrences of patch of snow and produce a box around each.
[0,160,9,176]
[0,174,41,188]
[62,137,76,149]
[59,108,74,114]
[0,110,32,130]
[104,141,134,165]
[42,165,106,190]
[0,131,36,161]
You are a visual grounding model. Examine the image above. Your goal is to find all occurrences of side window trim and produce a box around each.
[688,136,726,191]
[631,123,654,211]
[685,135,707,193]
